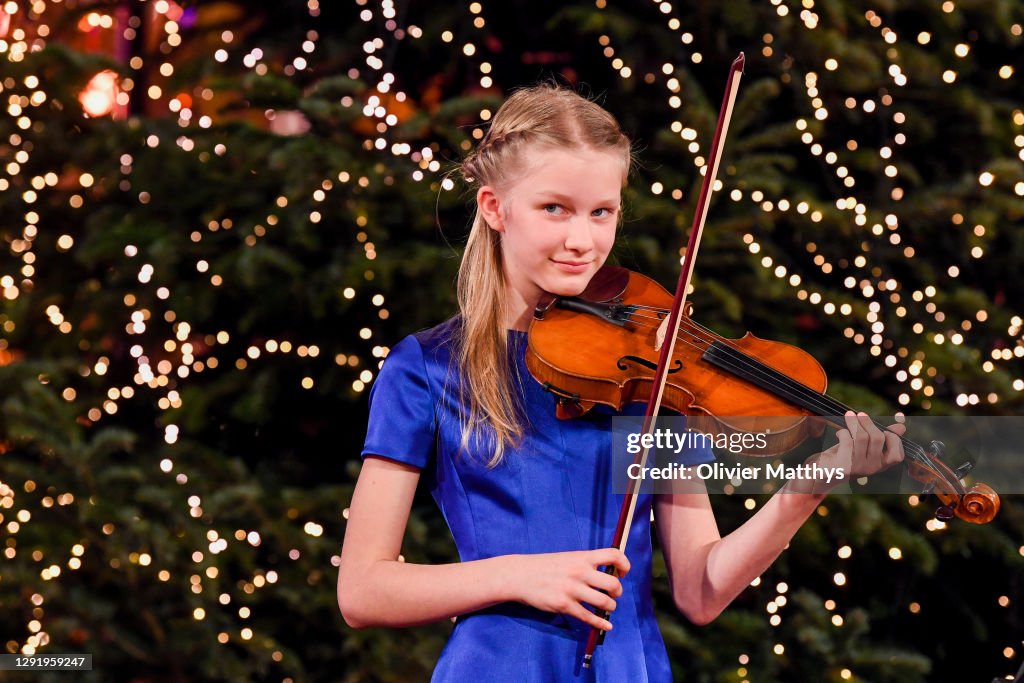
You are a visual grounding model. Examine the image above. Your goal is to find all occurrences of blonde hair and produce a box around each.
[456,83,633,466]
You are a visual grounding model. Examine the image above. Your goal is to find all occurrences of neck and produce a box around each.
[503,280,538,332]
[507,309,532,332]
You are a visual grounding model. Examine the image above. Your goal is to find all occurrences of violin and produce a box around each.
[536,52,999,670]
[526,264,1000,525]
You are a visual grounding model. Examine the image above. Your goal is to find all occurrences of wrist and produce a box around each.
[786,451,846,496]
[781,476,833,498]
[489,553,523,603]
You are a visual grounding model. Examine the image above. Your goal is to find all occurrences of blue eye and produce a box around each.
[543,204,564,214]
[593,208,617,218]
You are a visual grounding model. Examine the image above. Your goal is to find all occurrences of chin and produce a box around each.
[544,284,586,298]
[542,272,595,298]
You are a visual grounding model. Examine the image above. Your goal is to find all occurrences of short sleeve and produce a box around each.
[662,409,716,466]
[619,403,717,466]
[669,413,716,466]
[361,335,437,469]
[677,431,716,466]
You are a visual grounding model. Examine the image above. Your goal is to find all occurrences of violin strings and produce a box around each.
[676,312,941,470]
[632,309,936,467]
[647,316,942,475]
[593,305,929,467]
[607,306,945,478]
[623,307,898,433]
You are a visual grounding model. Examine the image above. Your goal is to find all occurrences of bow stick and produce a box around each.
[582,52,746,669]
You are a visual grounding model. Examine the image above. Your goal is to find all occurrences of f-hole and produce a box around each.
[618,356,683,373]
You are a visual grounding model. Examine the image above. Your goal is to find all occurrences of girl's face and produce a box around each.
[478,146,624,314]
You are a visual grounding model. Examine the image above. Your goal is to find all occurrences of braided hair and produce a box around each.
[454,83,633,465]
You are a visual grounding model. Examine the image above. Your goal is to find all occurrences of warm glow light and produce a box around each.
[79,70,119,117]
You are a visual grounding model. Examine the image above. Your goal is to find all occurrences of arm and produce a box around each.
[337,456,630,630]
[653,476,824,625]
[654,412,905,625]
[338,456,516,628]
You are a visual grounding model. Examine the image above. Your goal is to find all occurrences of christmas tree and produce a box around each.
[0,1,1021,680]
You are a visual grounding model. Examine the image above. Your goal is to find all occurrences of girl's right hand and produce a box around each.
[510,548,631,631]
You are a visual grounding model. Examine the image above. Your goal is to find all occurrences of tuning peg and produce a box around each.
[924,441,950,522]
[954,461,974,479]
[918,481,937,506]
[920,480,954,521]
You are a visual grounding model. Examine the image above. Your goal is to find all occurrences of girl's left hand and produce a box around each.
[807,411,906,492]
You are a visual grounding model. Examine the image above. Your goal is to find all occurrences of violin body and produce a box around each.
[527,266,828,457]
[526,265,999,525]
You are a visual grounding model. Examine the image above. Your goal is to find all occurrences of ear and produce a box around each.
[477,185,505,233]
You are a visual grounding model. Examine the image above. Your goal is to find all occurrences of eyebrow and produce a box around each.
[534,191,620,206]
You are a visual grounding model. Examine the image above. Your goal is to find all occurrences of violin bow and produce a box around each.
[582,52,746,669]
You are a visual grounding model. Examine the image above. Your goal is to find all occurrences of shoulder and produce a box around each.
[385,315,461,368]
[362,319,462,468]
[374,316,463,391]
[410,315,462,355]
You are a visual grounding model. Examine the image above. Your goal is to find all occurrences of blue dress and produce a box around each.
[361,317,714,682]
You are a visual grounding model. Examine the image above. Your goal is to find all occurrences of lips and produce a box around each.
[551,259,592,273]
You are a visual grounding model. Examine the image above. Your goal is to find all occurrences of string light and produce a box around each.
[1,0,1021,676]
[594,7,1022,669]
[0,0,376,665]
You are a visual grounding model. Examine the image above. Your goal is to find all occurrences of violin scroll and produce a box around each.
[957,483,1000,524]
[907,440,1000,525]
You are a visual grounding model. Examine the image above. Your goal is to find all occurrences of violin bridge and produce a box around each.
[655,314,670,351]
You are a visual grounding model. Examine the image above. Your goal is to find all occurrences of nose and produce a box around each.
[563,216,595,253]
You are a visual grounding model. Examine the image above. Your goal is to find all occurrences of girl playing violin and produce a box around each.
[337,83,907,682]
